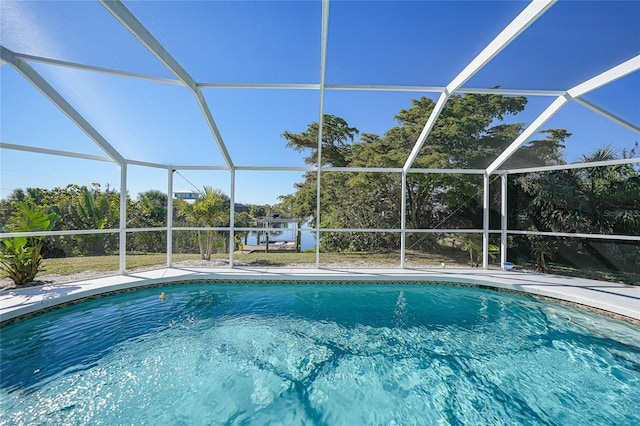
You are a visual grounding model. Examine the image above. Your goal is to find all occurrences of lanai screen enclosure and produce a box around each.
[1,0,638,277]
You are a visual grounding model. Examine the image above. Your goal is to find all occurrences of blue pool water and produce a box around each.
[1,283,639,425]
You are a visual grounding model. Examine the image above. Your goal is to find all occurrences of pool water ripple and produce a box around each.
[1,283,639,425]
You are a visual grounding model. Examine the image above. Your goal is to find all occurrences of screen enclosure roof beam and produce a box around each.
[99,0,234,170]
[445,0,557,95]
[7,52,568,97]
[9,52,182,86]
[402,0,556,173]
[486,55,640,175]
[0,142,115,163]
[501,157,640,175]
[573,97,640,135]
[0,46,126,166]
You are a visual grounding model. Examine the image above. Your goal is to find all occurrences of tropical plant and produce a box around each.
[453,235,499,267]
[50,184,120,256]
[178,186,229,260]
[527,234,555,273]
[513,145,639,273]
[127,190,168,253]
[0,202,59,285]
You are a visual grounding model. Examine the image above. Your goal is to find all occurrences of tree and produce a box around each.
[0,184,121,258]
[283,114,358,166]
[178,186,229,260]
[502,129,570,170]
[516,146,639,235]
[247,204,271,219]
[128,190,168,253]
[512,145,640,272]
[64,185,119,256]
[279,93,534,252]
[234,211,253,247]
[0,189,25,225]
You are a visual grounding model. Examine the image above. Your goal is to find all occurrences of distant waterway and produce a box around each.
[243,222,316,251]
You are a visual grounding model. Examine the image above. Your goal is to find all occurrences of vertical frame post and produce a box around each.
[315,0,330,268]
[119,163,127,273]
[482,172,490,269]
[315,168,321,267]
[229,168,236,267]
[501,172,508,268]
[400,171,407,268]
[167,168,173,268]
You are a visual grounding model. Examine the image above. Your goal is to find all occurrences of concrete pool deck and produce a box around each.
[1,267,639,324]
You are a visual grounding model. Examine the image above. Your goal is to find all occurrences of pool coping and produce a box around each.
[1,267,639,325]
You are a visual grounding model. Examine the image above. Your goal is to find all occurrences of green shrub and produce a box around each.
[0,202,59,285]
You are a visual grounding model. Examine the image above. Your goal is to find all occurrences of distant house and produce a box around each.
[173,190,201,204]
[173,190,249,213]
[233,203,250,214]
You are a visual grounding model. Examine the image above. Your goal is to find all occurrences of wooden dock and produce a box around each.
[239,243,297,253]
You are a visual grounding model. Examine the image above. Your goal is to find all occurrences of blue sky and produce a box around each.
[1,0,638,205]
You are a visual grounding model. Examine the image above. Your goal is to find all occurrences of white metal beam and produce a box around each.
[457,87,564,97]
[323,167,403,173]
[8,52,567,97]
[568,55,640,98]
[0,142,114,163]
[487,95,570,175]
[447,1,556,93]
[0,229,119,238]
[235,165,316,172]
[99,0,235,170]
[408,168,486,175]
[1,46,126,165]
[317,228,401,233]
[404,228,484,234]
[194,89,234,169]
[327,84,445,93]
[500,173,508,268]
[506,229,640,242]
[315,0,330,267]
[229,169,236,267]
[503,157,640,175]
[204,83,562,96]
[403,0,556,172]
[573,97,640,134]
[168,165,231,171]
[487,55,640,175]
[119,163,127,273]
[482,173,490,269]
[99,0,196,90]
[125,159,179,170]
[167,168,173,268]
[400,171,407,268]
[11,52,182,86]
[200,83,320,90]
[403,92,449,172]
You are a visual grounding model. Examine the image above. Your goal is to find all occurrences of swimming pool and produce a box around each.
[1,282,639,424]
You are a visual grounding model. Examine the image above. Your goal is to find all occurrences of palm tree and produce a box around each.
[179,186,229,260]
[518,145,640,272]
[70,186,118,255]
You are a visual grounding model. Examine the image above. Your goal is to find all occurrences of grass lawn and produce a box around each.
[41,253,201,275]
[36,249,639,285]
[39,247,471,276]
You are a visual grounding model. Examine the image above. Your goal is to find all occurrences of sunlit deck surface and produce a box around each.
[1,268,638,325]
